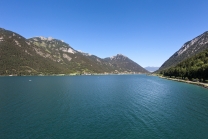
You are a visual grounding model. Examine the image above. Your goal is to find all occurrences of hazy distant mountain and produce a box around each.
[158,31,208,72]
[0,28,148,75]
[145,67,159,72]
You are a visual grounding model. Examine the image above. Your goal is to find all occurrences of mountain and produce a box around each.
[0,28,70,75]
[161,48,208,81]
[28,37,148,74]
[104,54,149,73]
[0,28,148,75]
[158,31,208,71]
[27,36,114,73]
[145,67,159,72]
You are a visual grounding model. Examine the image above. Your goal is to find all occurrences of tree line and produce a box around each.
[160,49,208,82]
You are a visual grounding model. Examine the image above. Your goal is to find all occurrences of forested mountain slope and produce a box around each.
[158,31,208,71]
[0,28,148,75]
[160,49,208,80]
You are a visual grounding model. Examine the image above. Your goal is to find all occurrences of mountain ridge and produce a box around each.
[0,28,148,75]
[158,31,208,72]
[104,54,148,73]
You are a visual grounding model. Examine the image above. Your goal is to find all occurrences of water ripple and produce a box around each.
[1,75,208,138]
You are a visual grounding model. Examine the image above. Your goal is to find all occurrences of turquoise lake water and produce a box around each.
[0,75,208,139]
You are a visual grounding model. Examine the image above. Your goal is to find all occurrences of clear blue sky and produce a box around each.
[1,0,208,67]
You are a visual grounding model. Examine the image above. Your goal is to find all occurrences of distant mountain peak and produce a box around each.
[117,54,125,56]
[104,54,149,73]
[110,54,127,60]
[31,36,65,43]
[117,54,127,57]
[145,66,159,72]
[36,36,55,41]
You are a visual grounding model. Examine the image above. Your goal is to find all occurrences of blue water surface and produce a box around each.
[0,75,208,139]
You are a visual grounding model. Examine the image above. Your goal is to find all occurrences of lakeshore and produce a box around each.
[159,76,208,89]
[0,72,146,77]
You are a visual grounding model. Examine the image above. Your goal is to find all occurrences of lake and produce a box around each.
[0,75,208,139]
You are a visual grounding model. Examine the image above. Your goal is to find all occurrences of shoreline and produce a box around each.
[159,76,208,89]
[0,73,148,77]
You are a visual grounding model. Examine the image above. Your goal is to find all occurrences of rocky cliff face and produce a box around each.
[158,31,208,71]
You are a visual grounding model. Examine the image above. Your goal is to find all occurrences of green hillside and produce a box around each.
[0,28,71,75]
[158,31,208,72]
[160,49,208,81]
[0,28,148,75]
